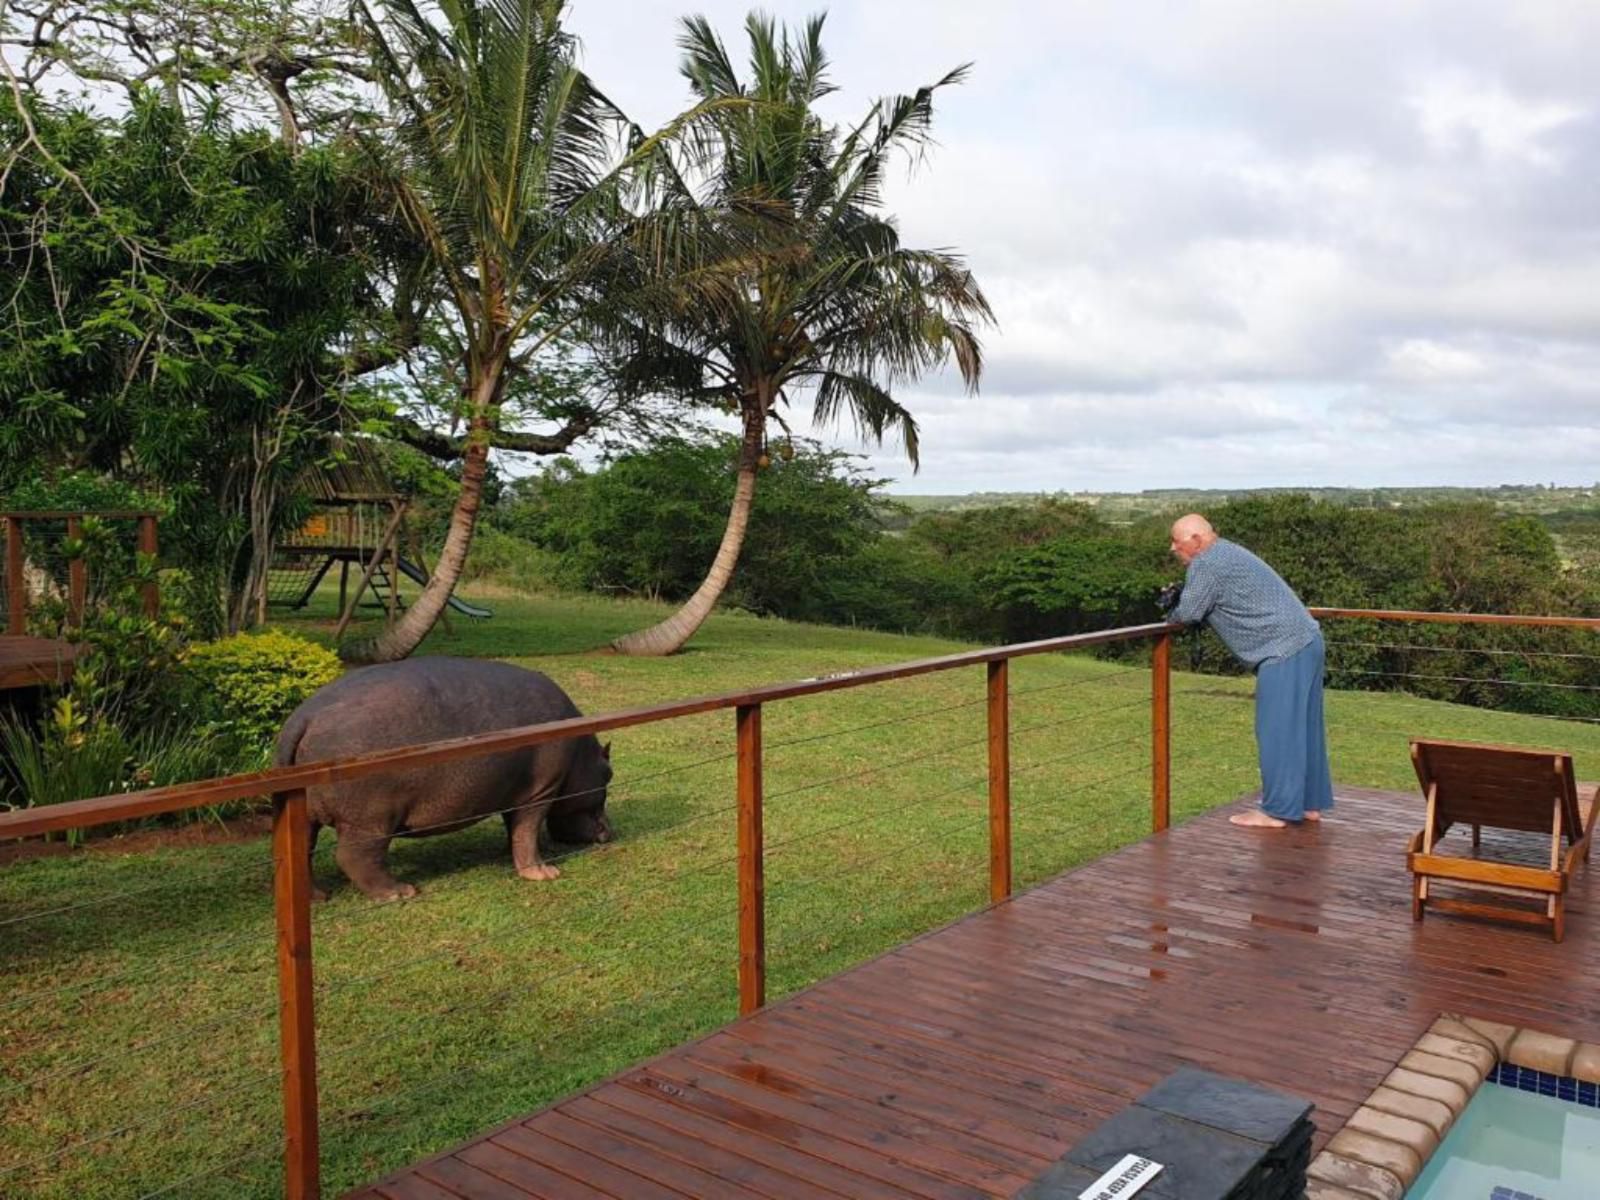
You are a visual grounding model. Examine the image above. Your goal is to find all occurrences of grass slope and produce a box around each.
[4,589,1599,1198]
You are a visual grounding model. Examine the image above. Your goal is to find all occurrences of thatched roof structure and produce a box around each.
[293,437,401,505]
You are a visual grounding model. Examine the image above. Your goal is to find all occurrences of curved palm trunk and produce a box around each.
[612,402,764,656]
[358,360,503,663]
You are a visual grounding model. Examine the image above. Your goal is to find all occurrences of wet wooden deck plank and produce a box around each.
[350,785,1600,1199]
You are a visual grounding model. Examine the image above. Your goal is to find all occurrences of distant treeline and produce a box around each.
[485,437,1600,719]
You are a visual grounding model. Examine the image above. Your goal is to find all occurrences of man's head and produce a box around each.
[1169,513,1218,565]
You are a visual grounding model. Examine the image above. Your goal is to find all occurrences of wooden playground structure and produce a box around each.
[268,443,490,641]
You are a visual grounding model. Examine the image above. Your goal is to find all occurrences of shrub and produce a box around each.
[0,699,269,840]
[179,630,342,746]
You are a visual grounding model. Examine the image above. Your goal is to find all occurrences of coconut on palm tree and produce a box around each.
[352,0,740,661]
[610,12,993,657]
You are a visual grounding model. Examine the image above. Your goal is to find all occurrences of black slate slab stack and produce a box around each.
[1016,1067,1313,1200]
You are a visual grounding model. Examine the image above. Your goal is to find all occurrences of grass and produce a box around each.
[5,584,1600,1198]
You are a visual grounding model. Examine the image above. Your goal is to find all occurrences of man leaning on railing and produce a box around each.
[1161,514,1335,830]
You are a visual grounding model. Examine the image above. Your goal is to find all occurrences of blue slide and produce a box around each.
[393,557,493,619]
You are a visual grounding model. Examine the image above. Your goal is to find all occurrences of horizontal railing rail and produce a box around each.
[3,606,1597,1199]
[1309,607,1600,630]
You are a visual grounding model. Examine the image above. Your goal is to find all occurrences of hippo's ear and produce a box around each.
[600,741,611,760]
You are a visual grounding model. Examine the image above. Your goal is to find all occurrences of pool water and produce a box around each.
[1407,1080,1600,1199]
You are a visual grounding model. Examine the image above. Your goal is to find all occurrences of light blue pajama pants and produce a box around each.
[1255,633,1334,821]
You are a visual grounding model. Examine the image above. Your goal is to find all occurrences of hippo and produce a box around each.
[274,657,613,900]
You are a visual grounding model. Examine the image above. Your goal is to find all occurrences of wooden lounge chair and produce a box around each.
[1408,738,1597,942]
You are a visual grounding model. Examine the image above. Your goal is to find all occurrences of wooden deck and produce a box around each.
[350,786,1600,1200]
[0,636,76,692]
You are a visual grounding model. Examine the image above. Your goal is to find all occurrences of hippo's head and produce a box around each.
[546,738,613,845]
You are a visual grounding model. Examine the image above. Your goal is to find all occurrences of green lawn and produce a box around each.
[5,588,1600,1198]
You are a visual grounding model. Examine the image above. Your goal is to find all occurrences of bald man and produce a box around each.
[1166,514,1334,829]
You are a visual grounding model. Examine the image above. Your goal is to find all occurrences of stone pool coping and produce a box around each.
[1305,1014,1600,1200]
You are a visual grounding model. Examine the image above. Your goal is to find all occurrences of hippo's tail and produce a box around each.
[274,707,313,768]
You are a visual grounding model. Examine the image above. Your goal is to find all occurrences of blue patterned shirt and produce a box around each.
[1171,539,1319,668]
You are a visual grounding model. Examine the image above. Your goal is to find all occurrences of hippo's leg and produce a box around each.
[334,827,417,901]
[307,820,328,903]
[504,789,560,881]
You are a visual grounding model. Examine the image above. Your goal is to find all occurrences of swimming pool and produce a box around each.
[1406,1079,1600,1199]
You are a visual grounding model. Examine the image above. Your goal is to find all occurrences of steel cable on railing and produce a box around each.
[764,761,1155,962]
[319,743,1156,1092]
[308,968,740,1179]
[133,969,737,1195]
[14,922,738,1192]
[4,776,756,1109]
[760,767,992,869]
[1325,639,1600,663]
[1010,694,1151,741]
[0,858,278,931]
[133,1146,281,1200]
[761,688,1150,814]
[0,748,746,1015]
[0,997,275,1100]
[765,756,1151,913]
[0,1067,278,1184]
[0,646,1156,930]
[760,728,993,807]
[764,802,995,930]
[1008,664,1150,700]
[324,745,741,852]
[3,763,803,1113]
[1331,667,1600,693]
[761,689,991,754]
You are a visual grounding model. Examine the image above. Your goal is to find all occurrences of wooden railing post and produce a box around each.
[137,515,159,620]
[66,515,86,627]
[272,789,320,1200]
[5,516,23,634]
[987,659,1012,902]
[1152,632,1172,833]
[736,703,765,1016]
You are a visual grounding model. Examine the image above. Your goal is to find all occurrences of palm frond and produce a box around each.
[811,370,921,468]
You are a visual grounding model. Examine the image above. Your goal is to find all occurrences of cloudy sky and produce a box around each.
[567,0,1600,494]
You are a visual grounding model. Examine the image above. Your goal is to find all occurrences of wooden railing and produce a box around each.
[0,620,1173,1199]
[2,510,160,632]
[4,606,1600,1197]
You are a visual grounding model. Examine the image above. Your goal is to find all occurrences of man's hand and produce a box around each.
[1156,583,1182,614]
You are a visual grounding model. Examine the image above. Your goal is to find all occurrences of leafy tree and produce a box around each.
[0,96,401,633]
[495,434,893,619]
[607,12,992,656]
[351,0,737,662]
[982,529,1171,641]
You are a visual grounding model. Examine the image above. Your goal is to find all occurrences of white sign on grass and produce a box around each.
[1075,1154,1164,1200]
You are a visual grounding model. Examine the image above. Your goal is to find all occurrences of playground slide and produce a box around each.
[393,557,494,619]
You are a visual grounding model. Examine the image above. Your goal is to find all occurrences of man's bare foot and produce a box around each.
[518,864,562,882]
[1230,811,1288,829]
[1304,811,1322,822]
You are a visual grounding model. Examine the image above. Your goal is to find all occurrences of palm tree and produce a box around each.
[610,12,992,657]
[353,0,733,661]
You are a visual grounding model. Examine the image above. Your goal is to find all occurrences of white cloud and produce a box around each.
[1410,71,1586,167]
[563,1,1600,492]
[1384,339,1489,383]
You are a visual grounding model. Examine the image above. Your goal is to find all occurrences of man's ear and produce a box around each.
[601,741,611,760]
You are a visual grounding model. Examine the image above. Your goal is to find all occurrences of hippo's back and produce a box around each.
[277,657,579,766]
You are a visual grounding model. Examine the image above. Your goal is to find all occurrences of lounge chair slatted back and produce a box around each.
[1407,738,1596,943]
